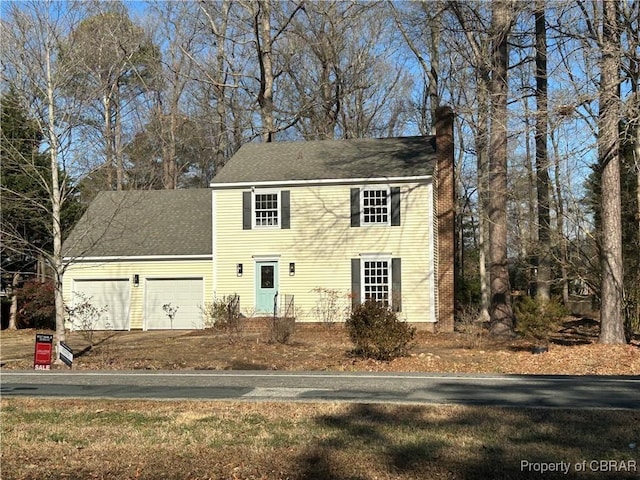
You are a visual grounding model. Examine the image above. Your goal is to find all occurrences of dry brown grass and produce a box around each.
[1,318,639,375]
[2,398,639,480]
[2,319,639,479]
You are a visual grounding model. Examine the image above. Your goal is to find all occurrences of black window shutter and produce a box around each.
[350,188,360,227]
[391,258,402,312]
[242,191,252,230]
[281,190,290,229]
[390,187,401,226]
[351,258,361,309]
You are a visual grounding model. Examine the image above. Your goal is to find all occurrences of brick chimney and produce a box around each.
[435,106,455,332]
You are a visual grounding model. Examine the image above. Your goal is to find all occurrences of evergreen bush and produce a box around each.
[346,300,416,361]
[514,296,566,343]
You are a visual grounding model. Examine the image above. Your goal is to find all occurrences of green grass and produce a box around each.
[2,398,639,479]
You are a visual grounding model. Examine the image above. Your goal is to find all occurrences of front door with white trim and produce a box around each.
[255,261,278,314]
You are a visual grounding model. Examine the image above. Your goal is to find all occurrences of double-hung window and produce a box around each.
[351,256,401,312]
[242,190,290,230]
[363,259,390,304]
[350,186,400,227]
[254,192,279,227]
[362,188,390,225]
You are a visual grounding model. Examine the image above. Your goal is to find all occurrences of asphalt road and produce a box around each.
[2,371,639,409]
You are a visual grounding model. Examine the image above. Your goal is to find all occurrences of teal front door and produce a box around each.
[256,261,278,313]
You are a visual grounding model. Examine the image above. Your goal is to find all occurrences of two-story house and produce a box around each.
[62,106,454,331]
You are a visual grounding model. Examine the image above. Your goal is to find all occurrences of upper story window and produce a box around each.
[243,190,290,230]
[362,188,390,225]
[351,186,400,228]
[254,192,279,227]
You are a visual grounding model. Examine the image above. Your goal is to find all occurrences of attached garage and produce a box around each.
[62,189,213,331]
[144,278,204,330]
[71,279,130,330]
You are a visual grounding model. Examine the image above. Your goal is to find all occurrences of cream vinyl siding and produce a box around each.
[213,181,435,323]
[63,259,213,330]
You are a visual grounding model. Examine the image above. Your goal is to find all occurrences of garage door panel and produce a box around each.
[72,279,130,330]
[145,278,203,330]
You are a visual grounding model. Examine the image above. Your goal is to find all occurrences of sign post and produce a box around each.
[59,341,73,368]
[34,334,53,370]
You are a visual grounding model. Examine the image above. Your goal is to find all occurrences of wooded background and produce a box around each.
[1,1,638,347]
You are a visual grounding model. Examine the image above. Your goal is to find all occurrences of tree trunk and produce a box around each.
[598,0,625,344]
[199,0,230,177]
[45,36,67,361]
[256,0,275,142]
[634,77,640,258]
[535,0,551,303]
[8,272,20,330]
[169,106,178,189]
[424,1,441,134]
[488,0,515,336]
[476,66,491,323]
[550,129,570,306]
[103,93,114,189]
[114,85,124,191]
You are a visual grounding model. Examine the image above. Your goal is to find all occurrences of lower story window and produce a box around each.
[363,260,389,304]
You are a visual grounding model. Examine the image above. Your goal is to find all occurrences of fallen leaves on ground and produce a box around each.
[1,317,638,375]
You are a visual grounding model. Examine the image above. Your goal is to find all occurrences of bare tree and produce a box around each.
[619,0,640,332]
[448,1,495,323]
[197,0,235,178]
[146,1,201,189]
[63,2,160,190]
[487,0,516,336]
[598,0,625,343]
[534,0,552,303]
[282,1,409,140]
[1,1,85,359]
[390,0,443,134]
[241,0,304,142]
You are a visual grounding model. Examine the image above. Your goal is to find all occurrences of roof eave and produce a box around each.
[63,254,213,263]
[210,175,433,190]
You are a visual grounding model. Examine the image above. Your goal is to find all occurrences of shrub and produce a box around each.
[455,304,486,349]
[65,292,108,347]
[268,316,295,344]
[202,295,243,342]
[346,300,416,361]
[16,279,56,329]
[311,287,351,327]
[515,296,566,343]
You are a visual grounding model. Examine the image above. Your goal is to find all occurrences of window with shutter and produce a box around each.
[352,256,402,311]
[255,192,279,227]
[351,186,401,227]
[243,190,290,230]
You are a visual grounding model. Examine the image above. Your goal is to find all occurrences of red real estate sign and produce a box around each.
[34,334,53,370]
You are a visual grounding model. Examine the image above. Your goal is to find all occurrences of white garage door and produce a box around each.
[72,279,130,330]
[145,278,204,330]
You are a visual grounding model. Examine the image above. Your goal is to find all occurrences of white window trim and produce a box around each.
[252,189,281,229]
[360,186,391,226]
[360,254,392,307]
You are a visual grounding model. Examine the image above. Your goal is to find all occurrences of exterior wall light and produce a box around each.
[237,263,243,277]
[133,274,139,287]
[289,262,295,276]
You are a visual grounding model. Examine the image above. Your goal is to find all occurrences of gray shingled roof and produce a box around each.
[63,189,212,258]
[211,135,437,185]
